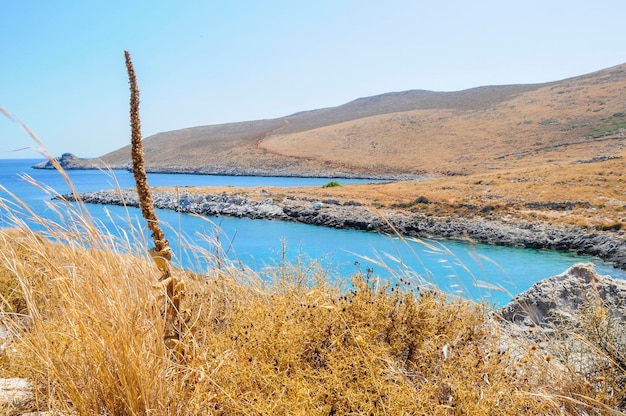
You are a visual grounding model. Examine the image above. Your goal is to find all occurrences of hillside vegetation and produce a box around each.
[90,63,626,178]
[175,150,625,232]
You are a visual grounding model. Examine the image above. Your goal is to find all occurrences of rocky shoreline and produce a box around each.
[60,188,626,270]
[32,153,428,181]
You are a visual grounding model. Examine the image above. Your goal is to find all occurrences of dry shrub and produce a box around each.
[1,204,624,414]
[164,259,567,415]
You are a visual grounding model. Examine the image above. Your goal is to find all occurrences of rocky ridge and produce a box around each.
[63,189,626,269]
[33,158,428,181]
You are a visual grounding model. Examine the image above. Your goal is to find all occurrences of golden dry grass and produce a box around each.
[166,149,625,232]
[254,67,626,176]
[0,210,624,414]
[0,225,172,414]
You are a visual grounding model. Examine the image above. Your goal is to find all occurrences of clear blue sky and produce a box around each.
[1,1,625,159]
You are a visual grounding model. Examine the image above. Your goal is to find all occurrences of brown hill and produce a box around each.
[89,63,626,178]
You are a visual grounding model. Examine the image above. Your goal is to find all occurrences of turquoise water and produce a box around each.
[2,158,625,306]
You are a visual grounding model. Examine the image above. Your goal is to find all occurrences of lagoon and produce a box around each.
[1,158,625,306]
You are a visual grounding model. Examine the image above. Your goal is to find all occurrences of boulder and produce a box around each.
[499,263,626,327]
[0,377,34,413]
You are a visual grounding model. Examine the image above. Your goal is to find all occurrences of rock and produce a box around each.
[499,263,626,328]
[61,189,626,269]
[0,377,34,413]
[32,153,91,170]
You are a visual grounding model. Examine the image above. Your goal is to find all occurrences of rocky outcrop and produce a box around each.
[499,263,626,327]
[498,263,626,413]
[31,153,92,170]
[68,189,286,220]
[62,189,626,269]
[36,156,424,180]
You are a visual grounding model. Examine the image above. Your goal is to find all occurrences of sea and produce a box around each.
[1,158,625,306]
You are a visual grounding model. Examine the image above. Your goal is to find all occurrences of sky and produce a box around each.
[1,1,625,159]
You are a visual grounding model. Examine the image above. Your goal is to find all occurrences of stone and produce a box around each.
[31,153,91,170]
[60,189,626,268]
[0,377,34,413]
[499,263,626,328]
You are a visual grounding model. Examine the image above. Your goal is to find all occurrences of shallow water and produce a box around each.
[2,158,625,306]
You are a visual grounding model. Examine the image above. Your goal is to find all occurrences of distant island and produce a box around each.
[32,153,93,170]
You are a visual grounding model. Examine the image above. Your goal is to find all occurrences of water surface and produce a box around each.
[2,158,624,306]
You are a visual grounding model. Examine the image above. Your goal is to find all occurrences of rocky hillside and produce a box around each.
[68,63,626,178]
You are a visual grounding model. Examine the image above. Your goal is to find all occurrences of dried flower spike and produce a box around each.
[125,50,186,359]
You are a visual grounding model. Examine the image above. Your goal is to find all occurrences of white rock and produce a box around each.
[0,377,34,412]
[499,262,626,327]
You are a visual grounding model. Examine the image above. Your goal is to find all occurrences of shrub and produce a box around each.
[0,224,569,415]
[391,196,430,209]
[599,221,623,231]
[549,295,626,411]
[322,180,341,188]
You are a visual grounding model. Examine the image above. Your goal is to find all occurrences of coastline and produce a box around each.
[31,154,428,181]
[62,188,626,270]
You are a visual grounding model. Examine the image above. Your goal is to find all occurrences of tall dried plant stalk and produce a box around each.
[124,50,188,358]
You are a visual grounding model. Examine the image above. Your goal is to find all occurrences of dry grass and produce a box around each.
[175,149,626,231]
[0,226,172,414]
[0,203,624,414]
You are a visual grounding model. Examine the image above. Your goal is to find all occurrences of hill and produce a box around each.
[81,63,626,178]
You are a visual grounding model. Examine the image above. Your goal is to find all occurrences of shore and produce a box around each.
[31,153,429,181]
[62,188,626,270]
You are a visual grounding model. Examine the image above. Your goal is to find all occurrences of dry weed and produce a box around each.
[1,213,625,414]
